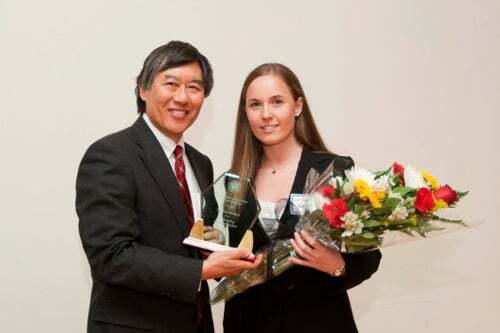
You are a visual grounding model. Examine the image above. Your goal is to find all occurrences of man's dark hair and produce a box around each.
[135,41,214,113]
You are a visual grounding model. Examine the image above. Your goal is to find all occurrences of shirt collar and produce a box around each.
[142,113,185,159]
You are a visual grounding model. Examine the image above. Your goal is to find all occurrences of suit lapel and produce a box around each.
[131,117,190,237]
[185,144,209,193]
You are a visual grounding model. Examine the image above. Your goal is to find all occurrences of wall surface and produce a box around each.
[1,1,499,332]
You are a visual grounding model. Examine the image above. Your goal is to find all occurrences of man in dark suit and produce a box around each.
[76,41,260,333]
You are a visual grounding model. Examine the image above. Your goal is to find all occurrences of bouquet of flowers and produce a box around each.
[210,162,468,304]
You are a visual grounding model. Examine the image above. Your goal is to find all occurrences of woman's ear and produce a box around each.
[295,97,304,117]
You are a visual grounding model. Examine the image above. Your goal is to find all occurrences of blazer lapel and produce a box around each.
[131,117,190,237]
[275,146,334,239]
[185,144,209,193]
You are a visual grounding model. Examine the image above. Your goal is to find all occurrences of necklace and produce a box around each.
[264,145,303,176]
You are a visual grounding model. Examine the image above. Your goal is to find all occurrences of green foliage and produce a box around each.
[392,187,416,198]
[364,219,382,228]
[383,197,401,209]
[362,231,375,239]
[347,196,356,210]
[335,178,342,198]
[374,166,391,179]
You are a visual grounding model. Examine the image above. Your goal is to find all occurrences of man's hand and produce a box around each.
[201,249,262,280]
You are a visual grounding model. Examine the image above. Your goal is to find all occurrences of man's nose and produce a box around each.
[173,85,189,104]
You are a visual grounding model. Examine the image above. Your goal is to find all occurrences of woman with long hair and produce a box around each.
[223,63,382,333]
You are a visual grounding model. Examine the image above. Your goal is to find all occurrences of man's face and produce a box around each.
[140,62,205,142]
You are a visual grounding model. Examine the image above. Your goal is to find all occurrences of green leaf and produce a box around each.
[353,204,364,215]
[383,197,401,209]
[361,232,376,239]
[392,174,402,187]
[372,207,393,215]
[374,166,391,179]
[347,196,356,210]
[393,187,416,198]
[364,220,382,228]
[335,178,342,198]
[430,214,468,226]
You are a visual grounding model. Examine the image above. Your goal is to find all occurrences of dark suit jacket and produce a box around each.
[224,146,382,333]
[76,116,214,333]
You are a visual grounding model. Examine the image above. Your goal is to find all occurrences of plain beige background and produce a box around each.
[1,0,499,332]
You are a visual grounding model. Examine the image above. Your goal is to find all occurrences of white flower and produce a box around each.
[361,210,370,219]
[345,166,376,187]
[388,205,409,221]
[404,165,428,189]
[388,191,403,200]
[343,181,354,195]
[312,192,330,211]
[373,175,391,192]
[329,176,343,188]
[341,212,364,237]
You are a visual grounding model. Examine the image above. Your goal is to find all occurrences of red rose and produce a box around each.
[318,185,335,198]
[392,162,405,183]
[434,184,458,205]
[415,188,435,213]
[323,198,349,228]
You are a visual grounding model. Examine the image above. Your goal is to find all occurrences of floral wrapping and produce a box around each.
[211,161,468,304]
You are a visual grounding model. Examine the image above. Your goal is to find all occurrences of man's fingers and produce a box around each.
[235,253,262,270]
[223,248,251,259]
[200,250,211,258]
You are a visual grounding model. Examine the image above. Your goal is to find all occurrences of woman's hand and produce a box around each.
[289,230,345,276]
[203,226,225,245]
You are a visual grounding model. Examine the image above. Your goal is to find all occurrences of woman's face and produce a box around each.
[245,74,303,147]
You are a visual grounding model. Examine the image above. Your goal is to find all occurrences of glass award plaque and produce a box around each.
[183,172,260,257]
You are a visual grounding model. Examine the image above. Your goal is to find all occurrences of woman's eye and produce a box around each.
[272,99,283,106]
[165,82,177,87]
[249,102,260,108]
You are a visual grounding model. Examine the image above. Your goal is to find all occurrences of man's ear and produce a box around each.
[139,87,148,102]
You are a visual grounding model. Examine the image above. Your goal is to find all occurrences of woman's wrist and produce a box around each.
[331,258,346,277]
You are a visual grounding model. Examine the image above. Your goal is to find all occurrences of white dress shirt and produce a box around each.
[143,113,202,220]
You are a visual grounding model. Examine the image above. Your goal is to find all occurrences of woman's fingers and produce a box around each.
[299,230,318,249]
[291,234,313,260]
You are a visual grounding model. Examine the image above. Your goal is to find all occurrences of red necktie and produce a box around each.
[174,145,194,229]
[173,145,203,327]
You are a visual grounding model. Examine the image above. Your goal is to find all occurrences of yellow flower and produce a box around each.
[354,179,372,200]
[410,215,417,226]
[421,170,439,190]
[434,199,448,210]
[368,191,385,208]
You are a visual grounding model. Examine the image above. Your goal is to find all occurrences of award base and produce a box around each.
[183,219,255,261]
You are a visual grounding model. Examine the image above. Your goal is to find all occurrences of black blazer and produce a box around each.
[224,146,382,333]
[76,116,214,333]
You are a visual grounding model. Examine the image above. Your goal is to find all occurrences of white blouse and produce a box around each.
[258,200,287,237]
